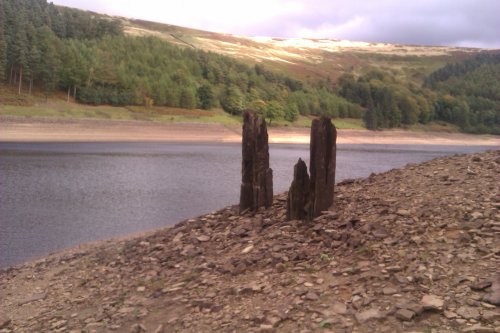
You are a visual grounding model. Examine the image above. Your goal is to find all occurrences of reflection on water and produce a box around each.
[0,142,492,268]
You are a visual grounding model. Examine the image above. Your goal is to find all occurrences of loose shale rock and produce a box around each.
[1,150,499,333]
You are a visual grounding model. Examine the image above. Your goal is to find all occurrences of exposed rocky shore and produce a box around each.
[1,150,499,333]
[2,115,500,146]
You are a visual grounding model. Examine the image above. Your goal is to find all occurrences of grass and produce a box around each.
[0,97,462,133]
[0,96,367,129]
[272,115,364,129]
[332,118,364,130]
[0,100,241,125]
[408,121,460,133]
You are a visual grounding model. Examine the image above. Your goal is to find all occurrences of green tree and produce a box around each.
[11,11,29,93]
[363,98,377,130]
[37,27,60,98]
[284,102,299,122]
[197,84,215,109]
[399,95,419,125]
[179,86,197,109]
[264,100,285,125]
[0,2,6,82]
[221,86,244,115]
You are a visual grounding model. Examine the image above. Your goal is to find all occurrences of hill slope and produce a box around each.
[122,18,490,83]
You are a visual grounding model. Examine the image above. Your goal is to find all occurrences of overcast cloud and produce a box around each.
[53,0,500,48]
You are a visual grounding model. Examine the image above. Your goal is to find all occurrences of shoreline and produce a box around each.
[1,151,498,332]
[1,116,499,146]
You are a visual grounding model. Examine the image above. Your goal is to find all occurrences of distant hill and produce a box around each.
[121,18,491,83]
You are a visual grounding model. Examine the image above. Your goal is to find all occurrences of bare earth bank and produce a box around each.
[1,116,499,146]
[0,151,499,333]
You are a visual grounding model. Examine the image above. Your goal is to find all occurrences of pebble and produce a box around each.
[196,235,210,242]
[482,310,500,322]
[305,291,319,301]
[462,324,495,333]
[355,308,384,323]
[421,294,444,311]
[457,306,481,320]
[383,287,398,295]
[241,245,254,254]
[331,302,347,315]
[0,316,11,330]
[395,309,415,321]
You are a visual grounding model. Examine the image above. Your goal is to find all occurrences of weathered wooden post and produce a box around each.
[287,158,310,220]
[308,116,337,219]
[286,116,337,220]
[239,111,273,213]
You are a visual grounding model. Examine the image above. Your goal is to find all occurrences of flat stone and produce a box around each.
[52,320,67,329]
[403,302,425,315]
[483,292,500,306]
[196,235,210,242]
[444,310,458,319]
[18,293,47,306]
[471,280,492,291]
[396,209,411,217]
[258,324,275,332]
[355,308,384,323]
[421,294,444,311]
[0,315,11,329]
[462,324,495,333]
[331,302,347,315]
[241,245,254,254]
[130,323,147,333]
[153,325,164,333]
[457,306,481,320]
[172,232,183,243]
[265,315,282,327]
[483,310,500,322]
[482,302,497,309]
[305,291,319,301]
[395,309,415,321]
[471,212,484,219]
[383,287,398,295]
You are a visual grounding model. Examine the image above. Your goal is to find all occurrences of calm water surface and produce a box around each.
[0,142,492,268]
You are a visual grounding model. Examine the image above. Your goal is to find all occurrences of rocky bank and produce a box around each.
[1,150,499,333]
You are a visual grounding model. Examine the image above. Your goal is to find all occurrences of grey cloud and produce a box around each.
[245,0,500,48]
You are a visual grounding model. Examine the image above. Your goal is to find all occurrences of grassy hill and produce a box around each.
[121,18,488,84]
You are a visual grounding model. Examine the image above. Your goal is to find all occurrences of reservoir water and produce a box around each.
[0,142,493,268]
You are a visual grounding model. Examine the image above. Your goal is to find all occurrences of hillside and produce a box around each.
[1,151,499,332]
[122,18,487,83]
[1,0,499,133]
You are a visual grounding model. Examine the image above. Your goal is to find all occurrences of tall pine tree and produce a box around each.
[0,1,6,82]
[37,26,60,98]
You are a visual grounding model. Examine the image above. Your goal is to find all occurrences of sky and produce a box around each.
[52,0,500,49]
